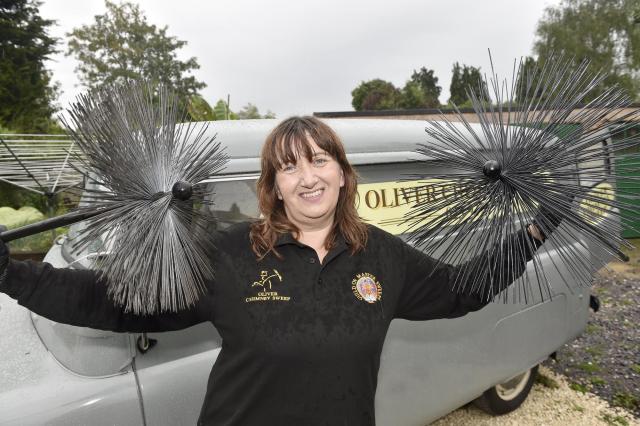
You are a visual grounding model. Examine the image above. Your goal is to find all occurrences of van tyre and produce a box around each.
[473,365,538,415]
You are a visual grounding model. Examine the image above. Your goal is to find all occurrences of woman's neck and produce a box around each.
[295,221,333,263]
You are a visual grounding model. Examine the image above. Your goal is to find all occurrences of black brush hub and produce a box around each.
[172,181,193,200]
[483,160,501,180]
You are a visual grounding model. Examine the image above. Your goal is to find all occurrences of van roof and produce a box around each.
[191,118,486,175]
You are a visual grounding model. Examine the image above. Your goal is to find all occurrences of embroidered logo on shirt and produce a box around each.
[351,272,382,303]
[245,269,290,303]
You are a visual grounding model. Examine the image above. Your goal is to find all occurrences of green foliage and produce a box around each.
[212,99,236,120]
[0,0,60,132]
[569,382,588,393]
[350,67,443,111]
[186,94,215,122]
[66,1,205,109]
[236,103,260,119]
[449,62,485,106]
[631,364,640,374]
[0,181,48,212]
[0,205,65,253]
[585,345,604,356]
[236,103,276,119]
[585,323,601,334]
[351,79,401,111]
[534,0,640,101]
[535,372,560,389]
[207,100,275,120]
[577,361,601,373]
[409,67,441,108]
[514,56,539,104]
[5,227,66,253]
[398,81,428,109]
[613,392,639,410]
[0,206,44,228]
[601,413,629,426]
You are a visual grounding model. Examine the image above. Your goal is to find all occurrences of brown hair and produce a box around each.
[250,116,368,259]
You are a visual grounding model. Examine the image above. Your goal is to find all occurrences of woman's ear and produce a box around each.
[340,169,345,187]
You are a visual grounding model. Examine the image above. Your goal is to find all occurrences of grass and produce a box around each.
[589,376,606,386]
[585,323,601,334]
[585,345,603,357]
[535,372,560,389]
[601,412,629,426]
[577,361,601,374]
[612,392,639,410]
[631,364,640,374]
[570,382,588,393]
[0,206,69,254]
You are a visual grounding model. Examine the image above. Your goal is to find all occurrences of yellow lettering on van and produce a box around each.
[357,179,453,235]
[364,190,381,209]
[356,179,536,235]
[578,182,614,224]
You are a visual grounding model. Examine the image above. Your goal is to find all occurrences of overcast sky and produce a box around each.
[39,0,561,119]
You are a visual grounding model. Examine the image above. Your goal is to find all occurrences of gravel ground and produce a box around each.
[431,366,637,426]
[431,240,640,426]
[543,263,640,418]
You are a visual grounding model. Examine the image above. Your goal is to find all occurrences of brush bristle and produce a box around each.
[61,81,228,315]
[399,55,640,303]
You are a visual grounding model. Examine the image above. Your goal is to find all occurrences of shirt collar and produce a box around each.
[274,232,304,247]
[274,229,348,252]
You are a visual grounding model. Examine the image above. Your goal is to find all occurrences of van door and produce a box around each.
[133,177,259,425]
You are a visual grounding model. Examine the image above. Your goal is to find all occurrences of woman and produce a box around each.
[0,116,548,425]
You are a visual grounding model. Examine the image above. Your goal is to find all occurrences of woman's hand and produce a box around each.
[527,223,545,242]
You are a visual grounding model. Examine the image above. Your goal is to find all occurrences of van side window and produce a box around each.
[200,179,260,230]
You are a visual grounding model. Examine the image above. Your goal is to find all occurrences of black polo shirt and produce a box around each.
[1,222,536,425]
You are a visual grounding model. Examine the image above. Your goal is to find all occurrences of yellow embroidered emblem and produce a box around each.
[351,272,382,303]
[245,269,290,303]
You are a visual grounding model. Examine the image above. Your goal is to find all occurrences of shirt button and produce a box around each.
[309,258,316,264]
[318,278,323,285]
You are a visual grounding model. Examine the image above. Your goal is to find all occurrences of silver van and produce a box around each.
[0,118,608,425]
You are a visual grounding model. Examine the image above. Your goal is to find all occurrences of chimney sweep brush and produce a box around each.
[0,81,228,315]
[402,55,639,303]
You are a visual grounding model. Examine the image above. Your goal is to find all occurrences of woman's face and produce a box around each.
[274,138,345,230]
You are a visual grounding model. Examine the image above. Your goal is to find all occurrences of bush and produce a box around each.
[0,205,66,253]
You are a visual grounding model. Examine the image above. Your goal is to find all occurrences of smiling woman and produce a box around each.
[0,116,552,426]
[251,116,368,263]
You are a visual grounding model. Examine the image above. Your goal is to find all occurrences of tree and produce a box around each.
[236,103,276,119]
[534,0,640,100]
[206,99,274,121]
[212,99,236,120]
[351,79,400,111]
[514,56,541,104]
[186,94,215,121]
[448,62,485,107]
[66,1,205,107]
[398,81,427,109]
[409,67,441,108]
[0,0,60,132]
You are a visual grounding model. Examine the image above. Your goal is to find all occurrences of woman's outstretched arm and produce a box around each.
[0,241,212,333]
[394,225,545,321]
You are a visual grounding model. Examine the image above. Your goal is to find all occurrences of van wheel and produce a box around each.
[473,365,538,415]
